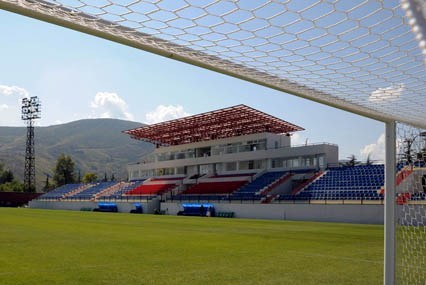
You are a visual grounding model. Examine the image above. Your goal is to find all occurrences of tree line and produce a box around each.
[52,154,116,186]
[0,163,24,192]
[0,154,117,193]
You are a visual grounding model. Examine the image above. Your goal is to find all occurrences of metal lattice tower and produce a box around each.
[21,96,41,193]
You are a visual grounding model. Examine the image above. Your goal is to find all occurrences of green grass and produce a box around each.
[0,208,383,285]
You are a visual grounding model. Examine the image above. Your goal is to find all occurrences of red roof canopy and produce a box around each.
[124,104,304,146]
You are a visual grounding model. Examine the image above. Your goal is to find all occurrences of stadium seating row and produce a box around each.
[182,181,247,195]
[127,183,177,195]
[41,165,421,203]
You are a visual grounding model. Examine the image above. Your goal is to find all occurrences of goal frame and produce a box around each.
[2,1,426,284]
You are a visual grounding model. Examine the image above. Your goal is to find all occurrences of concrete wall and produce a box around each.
[160,202,384,224]
[29,199,160,214]
[29,199,384,224]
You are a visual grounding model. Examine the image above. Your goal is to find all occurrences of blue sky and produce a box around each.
[0,9,385,161]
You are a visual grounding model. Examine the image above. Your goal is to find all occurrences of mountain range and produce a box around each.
[0,118,154,190]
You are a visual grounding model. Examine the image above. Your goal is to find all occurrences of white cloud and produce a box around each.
[291,133,303,145]
[90,92,134,120]
[0,104,9,110]
[360,133,385,162]
[145,105,190,124]
[369,84,403,102]
[0,85,29,97]
[291,132,313,146]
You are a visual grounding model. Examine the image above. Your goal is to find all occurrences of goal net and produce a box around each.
[396,122,426,285]
[1,0,425,129]
[1,1,426,284]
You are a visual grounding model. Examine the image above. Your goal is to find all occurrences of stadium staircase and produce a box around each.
[376,165,415,201]
[261,173,294,203]
[62,183,95,199]
[95,181,126,198]
[396,166,414,186]
[291,171,325,195]
[385,165,415,205]
[392,161,426,202]
[229,171,287,201]
[99,180,146,199]
[94,181,142,199]
[69,182,117,200]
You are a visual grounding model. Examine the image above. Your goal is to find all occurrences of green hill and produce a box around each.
[0,119,153,190]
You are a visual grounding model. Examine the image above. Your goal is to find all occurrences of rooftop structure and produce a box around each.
[124,104,304,146]
[124,105,337,181]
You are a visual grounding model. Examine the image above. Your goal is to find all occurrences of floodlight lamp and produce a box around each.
[21,96,41,121]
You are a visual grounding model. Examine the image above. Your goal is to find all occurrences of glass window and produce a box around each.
[176,167,185,174]
[240,160,265,170]
[319,156,325,168]
[239,161,249,170]
[225,162,237,171]
[132,170,139,179]
[156,168,175,176]
[175,152,185,159]
[254,160,265,169]
[293,158,299,167]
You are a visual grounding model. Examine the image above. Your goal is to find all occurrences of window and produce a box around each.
[318,156,325,168]
[156,168,174,176]
[132,170,139,179]
[292,158,299,167]
[176,167,185,174]
[175,152,185,159]
[305,157,314,167]
[200,164,210,174]
[240,160,265,170]
[197,147,211,157]
[225,162,237,171]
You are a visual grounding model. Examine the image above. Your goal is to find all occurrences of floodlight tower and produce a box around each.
[21,96,41,192]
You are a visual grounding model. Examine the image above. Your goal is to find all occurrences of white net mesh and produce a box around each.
[1,0,425,128]
[396,122,426,285]
[2,1,426,283]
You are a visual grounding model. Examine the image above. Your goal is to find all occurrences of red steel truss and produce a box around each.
[124,104,304,146]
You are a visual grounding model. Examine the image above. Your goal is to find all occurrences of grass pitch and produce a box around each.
[0,208,383,285]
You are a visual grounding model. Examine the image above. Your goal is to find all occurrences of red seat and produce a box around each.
[182,181,246,195]
[126,184,176,195]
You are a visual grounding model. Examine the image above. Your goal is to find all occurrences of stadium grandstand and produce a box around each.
[33,104,425,224]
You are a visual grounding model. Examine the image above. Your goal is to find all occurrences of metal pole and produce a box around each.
[384,120,396,285]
